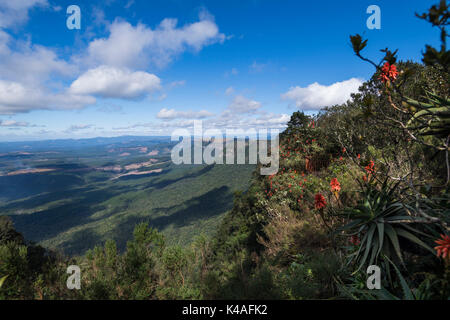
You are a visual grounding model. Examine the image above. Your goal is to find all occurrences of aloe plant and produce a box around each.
[339,180,435,273]
[405,91,450,139]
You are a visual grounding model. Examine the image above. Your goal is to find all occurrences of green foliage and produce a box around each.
[349,34,367,55]
[0,216,24,245]
[337,256,450,300]
[416,0,450,71]
[283,111,312,135]
[405,91,450,139]
[278,252,341,299]
[340,180,436,272]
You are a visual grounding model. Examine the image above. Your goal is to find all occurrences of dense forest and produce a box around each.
[0,1,449,300]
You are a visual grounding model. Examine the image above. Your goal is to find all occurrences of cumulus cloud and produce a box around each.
[83,13,226,69]
[0,29,75,85]
[281,78,363,110]
[247,113,290,127]
[157,108,214,120]
[69,65,161,99]
[0,8,226,115]
[0,24,86,114]
[0,0,48,28]
[208,94,265,129]
[0,80,95,114]
[227,95,262,113]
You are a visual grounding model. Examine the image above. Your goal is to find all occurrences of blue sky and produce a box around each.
[0,0,440,141]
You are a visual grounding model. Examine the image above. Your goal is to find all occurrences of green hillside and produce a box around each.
[0,141,255,255]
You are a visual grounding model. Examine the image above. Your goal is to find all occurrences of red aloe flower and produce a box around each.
[435,234,450,260]
[314,193,326,210]
[379,62,399,83]
[365,160,375,174]
[330,178,341,192]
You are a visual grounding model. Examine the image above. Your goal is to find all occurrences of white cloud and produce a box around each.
[83,13,226,69]
[0,0,48,28]
[247,113,290,127]
[157,108,214,120]
[281,78,363,110]
[0,9,226,116]
[0,80,95,114]
[113,98,289,134]
[69,65,161,99]
[195,94,289,131]
[228,95,262,113]
[0,30,75,85]
[0,26,84,114]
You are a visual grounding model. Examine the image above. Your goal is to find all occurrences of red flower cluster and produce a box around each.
[330,178,341,192]
[379,62,399,83]
[365,160,375,174]
[435,234,450,260]
[314,193,326,210]
[265,167,308,201]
